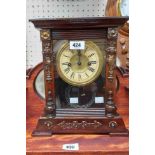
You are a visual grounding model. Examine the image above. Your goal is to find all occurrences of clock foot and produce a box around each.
[109,130,129,137]
[31,130,53,137]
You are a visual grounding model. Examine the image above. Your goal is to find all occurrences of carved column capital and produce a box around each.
[40,29,51,41]
[107,28,118,40]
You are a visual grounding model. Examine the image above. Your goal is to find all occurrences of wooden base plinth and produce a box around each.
[32,116,128,137]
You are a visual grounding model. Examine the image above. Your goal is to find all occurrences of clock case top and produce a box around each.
[30,17,129,29]
[30,17,128,40]
[30,17,129,136]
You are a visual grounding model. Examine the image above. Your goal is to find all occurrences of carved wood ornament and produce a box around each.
[41,29,56,117]
[30,17,129,136]
[105,28,118,118]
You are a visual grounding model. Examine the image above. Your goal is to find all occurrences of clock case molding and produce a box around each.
[30,17,129,136]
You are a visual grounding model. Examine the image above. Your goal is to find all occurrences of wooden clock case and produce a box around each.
[29,17,129,136]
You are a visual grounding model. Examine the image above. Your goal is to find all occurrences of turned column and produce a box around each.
[105,28,118,117]
[40,29,56,117]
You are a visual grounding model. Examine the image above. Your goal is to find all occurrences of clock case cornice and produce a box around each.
[29,17,129,29]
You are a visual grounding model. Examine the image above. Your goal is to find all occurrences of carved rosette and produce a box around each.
[40,30,51,41]
[41,29,56,117]
[105,28,118,118]
[44,120,54,129]
[107,28,118,40]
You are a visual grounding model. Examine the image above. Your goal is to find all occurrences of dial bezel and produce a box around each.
[56,41,104,86]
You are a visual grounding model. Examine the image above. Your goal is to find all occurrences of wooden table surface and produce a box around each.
[26,64,129,155]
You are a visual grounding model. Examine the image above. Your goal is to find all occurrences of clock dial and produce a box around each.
[56,41,104,86]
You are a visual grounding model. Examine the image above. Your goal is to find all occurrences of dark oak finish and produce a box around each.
[29,17,129,136]
[26,63,129,155]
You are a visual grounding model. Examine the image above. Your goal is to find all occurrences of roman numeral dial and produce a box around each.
[56,41,104,86]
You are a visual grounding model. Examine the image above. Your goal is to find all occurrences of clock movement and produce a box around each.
[30,17,129,136]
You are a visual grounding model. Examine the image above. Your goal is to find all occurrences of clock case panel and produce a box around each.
[30,17,129,136]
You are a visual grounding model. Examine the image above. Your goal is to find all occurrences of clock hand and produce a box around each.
[62,62,71,66]
[77,50,81,66]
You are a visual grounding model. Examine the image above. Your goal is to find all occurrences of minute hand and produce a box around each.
[77,50,81,66]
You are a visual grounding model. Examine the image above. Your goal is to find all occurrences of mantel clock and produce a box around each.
[30,17,129,136]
